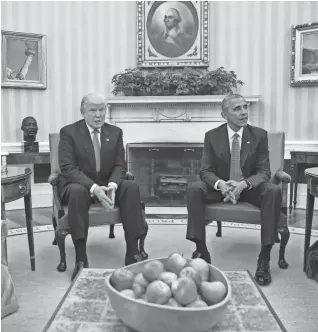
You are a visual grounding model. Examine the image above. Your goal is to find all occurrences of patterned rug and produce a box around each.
[43,269,287,332]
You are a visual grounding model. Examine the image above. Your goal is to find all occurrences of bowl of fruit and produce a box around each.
[106,253,231,332]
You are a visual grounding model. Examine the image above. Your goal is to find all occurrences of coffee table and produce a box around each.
[43,268,287,332]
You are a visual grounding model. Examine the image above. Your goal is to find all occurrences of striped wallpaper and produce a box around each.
[1,1,318,144]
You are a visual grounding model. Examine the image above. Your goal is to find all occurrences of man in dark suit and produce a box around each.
[186,94,285,286]
[58,93,147,280]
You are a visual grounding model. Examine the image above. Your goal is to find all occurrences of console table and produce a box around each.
[303,167,318,272]
[1,167,35,271]
[5,152,50,165]
[289,151,318,212]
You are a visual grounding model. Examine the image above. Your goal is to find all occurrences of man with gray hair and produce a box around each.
[186,94,290,286]
[58,93,147,280]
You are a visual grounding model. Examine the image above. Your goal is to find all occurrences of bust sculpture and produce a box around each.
[21,116,39,152]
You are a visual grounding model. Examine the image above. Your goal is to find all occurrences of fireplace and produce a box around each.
[106,95,260,209]
[127,143,203,206]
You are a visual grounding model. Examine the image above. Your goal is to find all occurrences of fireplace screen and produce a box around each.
[127,143,203,206]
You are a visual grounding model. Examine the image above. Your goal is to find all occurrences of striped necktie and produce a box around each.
[229,133,243,181]
[92,129,101,173]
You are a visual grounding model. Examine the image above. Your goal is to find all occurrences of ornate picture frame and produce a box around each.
[136,1,209,68]
[290,22,318,87]
[1,30,47,89]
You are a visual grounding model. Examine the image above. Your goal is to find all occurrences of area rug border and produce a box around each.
[7,219,318,238]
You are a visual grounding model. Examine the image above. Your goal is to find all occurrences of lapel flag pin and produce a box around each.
[106,138,110,142]
[247,141,250,144]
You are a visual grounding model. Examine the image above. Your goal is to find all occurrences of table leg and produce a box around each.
[293,163,298,209]
[24,191,35,271]
[303,189,314,272]
[289,162,295,213]
[1,201,6,220]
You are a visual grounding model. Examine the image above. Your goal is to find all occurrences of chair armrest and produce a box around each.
[125,172,134,181]
[48,173,65,218]
[271,169,291,185]
[48,172,60,186]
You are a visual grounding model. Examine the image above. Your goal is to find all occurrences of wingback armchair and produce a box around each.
[48,133,148,272]
[204,132,291,268]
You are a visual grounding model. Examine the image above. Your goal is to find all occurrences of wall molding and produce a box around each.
[2,140,318,158]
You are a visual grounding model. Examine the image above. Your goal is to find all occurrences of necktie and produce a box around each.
[92,129,101,173]
[229,133,243,181]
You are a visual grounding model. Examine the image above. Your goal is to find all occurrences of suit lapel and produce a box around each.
[240,126,252,168]
[100,124,113,167]
[79,120,96,171]
[219,125,230,163]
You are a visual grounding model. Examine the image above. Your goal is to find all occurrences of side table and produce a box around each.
[289,151,318,212]
[303,167,318,272]
[1,167,35,271]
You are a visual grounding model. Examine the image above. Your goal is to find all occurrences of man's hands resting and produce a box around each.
[218,180,248,204]
[93,185,116,210]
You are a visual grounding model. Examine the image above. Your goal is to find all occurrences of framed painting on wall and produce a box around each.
[290,22,318,87]
[1,30,47,89]
[136,1,209,68]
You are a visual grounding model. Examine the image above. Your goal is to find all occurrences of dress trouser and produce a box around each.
[60,180,145,241]
[186,180,283,246]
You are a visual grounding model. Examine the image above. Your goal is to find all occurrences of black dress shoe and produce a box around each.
[254,259,272,286]
[192,250,211,264]
[71,261,85,282]
[125,254,142,266]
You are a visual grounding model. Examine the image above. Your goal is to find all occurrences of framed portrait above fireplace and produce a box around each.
[1,30,47,89]
[136,1,209,68]
[290,22,318,87]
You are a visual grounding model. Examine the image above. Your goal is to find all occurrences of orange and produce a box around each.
[110,268,134,292]
[164,253,187,275]
[159,271,178,286]
[171,277,198,306]
[142,260,165,282]
[145,280,172,304]
[187,258,210,282]
[200,281,226,305]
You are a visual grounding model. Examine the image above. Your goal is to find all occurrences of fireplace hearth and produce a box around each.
[127,143,203,206]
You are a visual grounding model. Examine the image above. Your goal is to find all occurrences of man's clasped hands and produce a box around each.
[218,180,248,204]
[92,184,117,210]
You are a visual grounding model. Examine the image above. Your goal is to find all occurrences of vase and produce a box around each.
[123,87,136,96]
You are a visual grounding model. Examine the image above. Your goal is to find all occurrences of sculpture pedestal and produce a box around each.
[24,142,39,153]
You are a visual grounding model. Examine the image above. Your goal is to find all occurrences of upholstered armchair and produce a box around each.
[204,132,291,268]
[48,133,148,272]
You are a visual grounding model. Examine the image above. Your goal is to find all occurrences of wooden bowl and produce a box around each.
[106,257,232,332]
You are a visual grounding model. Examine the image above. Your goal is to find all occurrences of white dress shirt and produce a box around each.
[214,125,244,190]
[85,122,118,195]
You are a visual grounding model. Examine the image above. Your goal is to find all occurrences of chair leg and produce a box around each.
[216,221,222,237]
[139,202,148,260]
[277,226,290,269]
[56,229,68,272]
[52,215,57,245]
[109,224,115,238]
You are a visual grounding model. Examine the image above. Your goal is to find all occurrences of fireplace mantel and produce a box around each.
[105,94,261,146]
[105,95,260,123]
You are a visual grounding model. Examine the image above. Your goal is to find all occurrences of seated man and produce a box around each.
[186,94,289,286]
[58,93,147,280]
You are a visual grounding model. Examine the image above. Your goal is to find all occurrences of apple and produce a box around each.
[120,289,136,299]
[200,281,226,305]
[164,253,187,275]
[142,260,165,282]
[145,280,172,304]
[171,277,198,306]
[187,258,210,282]
[159,271,178,286]
[132,282,146,298]
[179,266,202,288]
[187,299,208,308]
[134,272,149,288]
[110,268,134,291]
[167,298,183,307]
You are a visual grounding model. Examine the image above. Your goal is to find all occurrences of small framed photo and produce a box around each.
[1,30,47,89]
[136,1,209,68]
[290,22,318,87]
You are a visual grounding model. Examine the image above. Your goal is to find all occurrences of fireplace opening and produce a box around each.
[127,143,204,207]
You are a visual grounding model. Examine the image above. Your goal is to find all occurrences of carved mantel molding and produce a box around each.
[105,95,261,123]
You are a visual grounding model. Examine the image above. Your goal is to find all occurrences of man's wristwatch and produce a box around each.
[243,179,250,190]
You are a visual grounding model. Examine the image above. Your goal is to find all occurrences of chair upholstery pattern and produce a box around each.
[204,132,291,225]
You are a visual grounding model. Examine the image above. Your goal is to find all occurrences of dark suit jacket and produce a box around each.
[58,119,127,197]
[200,123,271,190]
